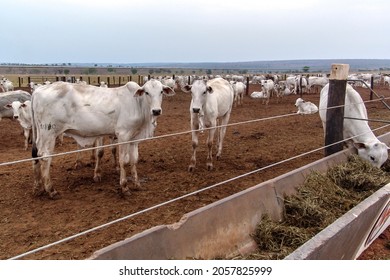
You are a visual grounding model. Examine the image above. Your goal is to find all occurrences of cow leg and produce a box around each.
[216,114,231,160]
[74,144,84,169]
[57,132,64,146]
[129,143,142,190]
[109,136,119,171]
[23,128,30,150]
[118,140,131,196]
[206,123,217,171]
[32,154,44,196]
[40,139,59,199]
[93,137,104,182]
[189,114,200,172]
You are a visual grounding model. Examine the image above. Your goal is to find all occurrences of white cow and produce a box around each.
[0,78,14,92]
[260,79,275,105]
[31,80,175,198]
[5,100,32,150]
[183,78,234,171]
[295,98,318,115]
[0,90,31,120]
[250,91,266,99]
[162,77,176,89]
[295,75,308,94]
[319,83,388,168]
[307,76,328,93]
[383,76,390,87]
[285,76,296,94]
[231,81,246,106]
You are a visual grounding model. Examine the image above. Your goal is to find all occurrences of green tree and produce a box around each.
[131,68,138,75]
[302,66,310,73]
[64,69,70,75]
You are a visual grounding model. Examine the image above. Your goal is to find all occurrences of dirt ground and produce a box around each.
[0,83,389,260]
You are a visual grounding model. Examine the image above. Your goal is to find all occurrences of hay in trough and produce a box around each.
[248,154,390,260]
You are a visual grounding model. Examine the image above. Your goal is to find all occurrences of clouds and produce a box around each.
[1,0,389,63]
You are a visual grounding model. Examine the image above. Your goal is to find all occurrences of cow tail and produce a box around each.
[31,93,39,162]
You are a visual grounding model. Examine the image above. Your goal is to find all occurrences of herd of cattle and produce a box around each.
[0,72,389,199]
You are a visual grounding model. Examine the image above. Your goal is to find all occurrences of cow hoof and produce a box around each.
[121,190,132,197]
[74,162,83,169]
[49,191,61,200]
[93,175,102,183]
[188,165,195,172]
[207,164,213,171]
[33,189,45,197]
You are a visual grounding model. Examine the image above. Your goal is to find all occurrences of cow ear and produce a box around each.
[4,104,12,109]
[353,142,366,150]
[134,88,145,97]
[162,86,175,96]
[207,86,213,94]
[182,85,192,92]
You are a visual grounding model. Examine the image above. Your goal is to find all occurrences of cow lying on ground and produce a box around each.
[295,98,318,115]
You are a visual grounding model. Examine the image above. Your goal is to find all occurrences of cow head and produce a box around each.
[183,80,213,114]
[353,141,389,168]
[4,101,28,120]
[134,79,175,116]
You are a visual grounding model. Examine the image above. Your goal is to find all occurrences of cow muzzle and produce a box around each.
[13,116,19,120]
[192,108,200,114]
[152,109,161,116]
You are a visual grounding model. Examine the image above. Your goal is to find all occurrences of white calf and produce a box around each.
[295,98,318,115]
[260,79,275,105]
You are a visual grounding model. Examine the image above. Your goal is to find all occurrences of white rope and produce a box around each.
[1,95,388,168]
[0,111,299,167]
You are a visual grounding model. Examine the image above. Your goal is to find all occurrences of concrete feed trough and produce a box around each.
[89,133,390,260]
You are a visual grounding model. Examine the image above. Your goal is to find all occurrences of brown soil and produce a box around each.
[0,84,389,260]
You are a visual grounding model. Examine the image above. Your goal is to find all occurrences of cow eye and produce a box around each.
[145,92,149,95]
[370,156,376,162]
[203,91,207,95]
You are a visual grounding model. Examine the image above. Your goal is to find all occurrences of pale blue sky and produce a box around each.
[1,0,389,64]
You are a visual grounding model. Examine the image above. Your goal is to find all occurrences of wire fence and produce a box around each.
[2,92,390,260]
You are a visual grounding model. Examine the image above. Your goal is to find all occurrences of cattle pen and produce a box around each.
[0,67,389,260]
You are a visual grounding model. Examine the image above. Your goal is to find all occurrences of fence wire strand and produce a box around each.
[4,91,390,260]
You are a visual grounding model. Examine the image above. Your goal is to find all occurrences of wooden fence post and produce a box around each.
[299,76,303,98]
[324,64,350,156]
[370,75,374,100]
[246,76,250,96]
